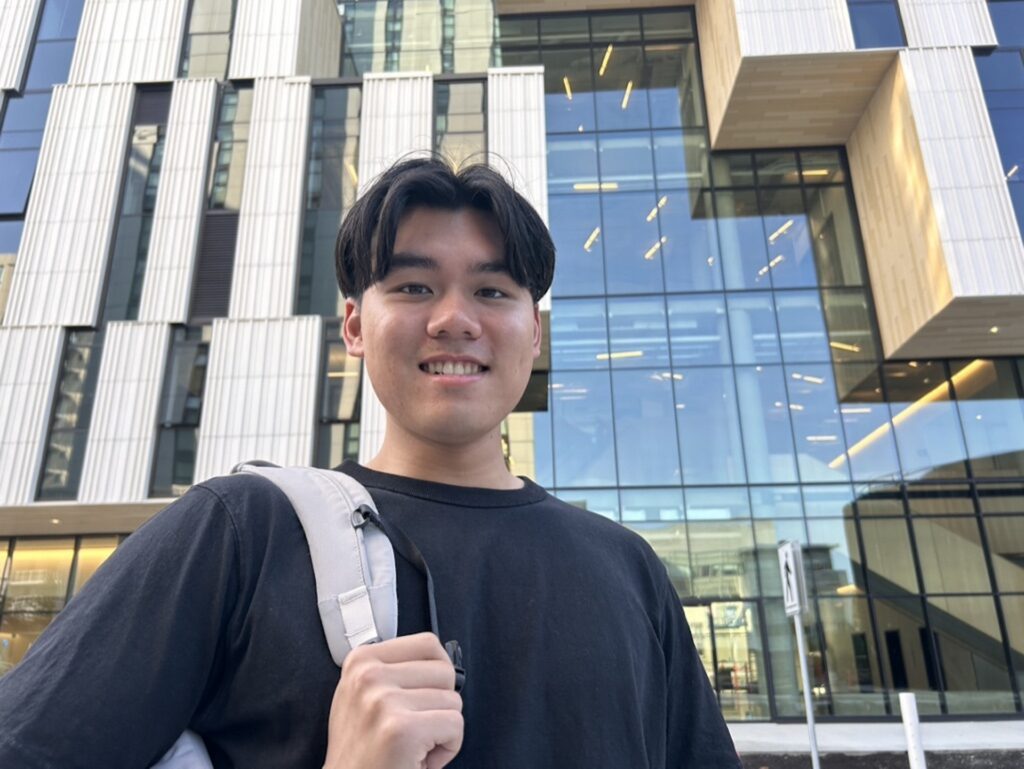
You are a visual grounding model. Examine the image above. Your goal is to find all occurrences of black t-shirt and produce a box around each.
[0,462,740,768]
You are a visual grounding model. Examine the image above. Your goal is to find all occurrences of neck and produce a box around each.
[366,423,523,490]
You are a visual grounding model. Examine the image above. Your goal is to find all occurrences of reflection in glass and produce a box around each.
[661,191,722,292]
[686,521,758,598]
[556,488,619,521]
[715,190,769,290]
[546,133,598,194]
[551,371,616,487]
[179,0,236,78]
[0,613,54,676]
[775,290,829,364]
[630,522,690,597]
[4,539,75,613]
[983,516,1024,592]
[711,152,755,187]
[24,40,75,90]
[802,485,857,518]
[620,487,684,522]
[833,364,901,482]
[542,48,595,133]
[713,601,770,719]
[872,596,942,715]
[754,520,809,597]
[434,81,486,167]
[645,43,704,128]
[607,296,669,369]
[914,518,991,594]
[686,487,750,520]
[602,191,665,293]
[549,193,605,296]
[612,369,681,486]
[805,185,864,286]
[817,597,887,715]
[884,362,969,480]
[735,365,800,484]
[759,188,816,288]
[594,44,649,131]
[854,485,904,516]
[847,0,907,48]
[765,598,828,716]
[675,367,746,485]
[821,289,877,362]
[597,131,654,190]
[727,293,780,365]
[860,519,919,594]
[315,322,361,469]
[907,485,974,516]
[72,536,118,594]
[999,595,1024,694]
[805,519,862,595]
[750,486,803,519]
[785,363,850,483]
[652,129,709,190]
[799,150,845,185]
[667,294,730,366]
[949,359,1024,478]
[551,298,609,370]
[208,85,254,211]
[977,483,1024,514]
[755,152,799,186]
[926,595,1014,714]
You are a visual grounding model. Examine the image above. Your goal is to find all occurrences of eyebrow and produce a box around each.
[389,251,511,276]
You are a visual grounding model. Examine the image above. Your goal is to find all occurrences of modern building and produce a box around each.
[0,0,1022,756]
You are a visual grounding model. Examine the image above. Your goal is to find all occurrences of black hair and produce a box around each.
[334,156,555,302]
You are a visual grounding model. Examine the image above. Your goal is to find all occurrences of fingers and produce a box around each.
[354,632,451,665]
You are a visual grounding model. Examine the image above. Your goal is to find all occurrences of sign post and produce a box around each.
[778,540,820,769]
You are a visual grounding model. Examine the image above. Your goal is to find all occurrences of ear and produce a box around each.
[342,297,365,358]
[531,303,542,360]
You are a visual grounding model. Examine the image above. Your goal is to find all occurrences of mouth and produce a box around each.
[419,360,489,376]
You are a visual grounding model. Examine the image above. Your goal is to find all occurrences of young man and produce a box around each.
[0,158,741,768]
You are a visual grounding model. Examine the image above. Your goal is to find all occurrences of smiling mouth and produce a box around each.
[419,361,488,376]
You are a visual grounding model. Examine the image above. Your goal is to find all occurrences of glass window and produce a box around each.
[629,521,691,597]
[598,131,654,191]
[675,367,747,486]
[641,10,694,41]
[755,152,800,186]
[799,150,846,185]
[883,362,969,480]
[0,220,22,253]
[37,0,85,40]
[855,484,904,516]
[988,0,1024,47]
[540,15,590,45]
[982,516,1024,592]
[434,81,486,168]
[547,133,598,194]
[620,487,684,522]
[551,370,616,487]
[806,520,862,596]
[0,613,54,676]
[611,369,681,486]
[179,0,236,78]
[727,292,780,365]
[711,152,755,187]
[315,322,361,469]
[802,485,857,518]
[542,48,596,133]
[754,519,809,596]
[607,296,669,369]
[0,149,39,215]
[785,364,850,483]
[764,597,828,717]
[24,40,75,90]
[4,539,75,613]
[715,190,770,290]
[817,597,887,715]
[652,129,709,190]
[645,43,703,128]
[834,364,901,482]
[759,188,817,288]
[712,600,770,720]
[999,595,1024,695]
[926,595,1015,714]
[805,185,864,287]
[71,536,118,594]
[821,289,877,362]
[687,520,757,598]
[872,597,942,714]
[594,45,649,131]
[208,85,253,211]
[551,298,609,370]
[775,290,829,364]
[666,294,730,366]
[914,518,992,594]
[498,16,538,47]
[685,487,751,520]
[847,0,907,48]
[601,191,665,294]
[860,518,919,594]
[977,483,1024,513]
[949,358,1024,478]
[735,365,800,484]
[907,485,974,516]
[590,13,640,42]
[661,190,722,292]
[549,193,605,296]
[555,488,619,520]
[750,486,803,519]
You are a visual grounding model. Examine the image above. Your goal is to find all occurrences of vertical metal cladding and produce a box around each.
[0,0,44,90]
[68,0,191,84]
[0,326,63,505]
[356,71,433,463]
[897,0,998,48]
[138,78,219,323]
[193,315,322,482]
[230,0,340,79]
[487,67,548,224]
[78,322,170,503]
[3,83,134,327]
[734,0,855,56]
[901,47,1024,295]
[228,77,312,319]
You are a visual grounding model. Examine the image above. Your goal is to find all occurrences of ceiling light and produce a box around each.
[643,236,667,260]
[573,182,619,192]
[345,162,359,186]
[990,326,999,334]
[621,80,633,110]
[840,406,872,415]
[802,169,831,178]
[596,350,644,360]
[1006,164,1019,181]
[50,518,61,525]
[768,219,794,243]
[583,226,601,252]
[645,196,669,222]
[599,44,613,77]
[829,341,861,353]
[563,76,573,101]
[805,435,838,443]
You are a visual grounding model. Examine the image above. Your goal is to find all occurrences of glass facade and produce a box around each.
[434,79,486,168]
[179,0,237,79]
[498,7,1024,718]
[977,0,1024,240]
[847,0,907,48]
[314,321,362,469]
[0,0,85,253]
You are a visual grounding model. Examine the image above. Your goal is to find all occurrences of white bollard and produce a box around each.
[899,692,927,769]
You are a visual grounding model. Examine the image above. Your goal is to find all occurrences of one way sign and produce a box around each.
[778,541,808,616]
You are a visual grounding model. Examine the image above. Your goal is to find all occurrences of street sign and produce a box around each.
[778,540,807,617]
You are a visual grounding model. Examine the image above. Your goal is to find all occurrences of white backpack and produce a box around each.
[150,462,462,768]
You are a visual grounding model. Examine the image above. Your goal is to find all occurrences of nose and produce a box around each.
[426,291,482,339]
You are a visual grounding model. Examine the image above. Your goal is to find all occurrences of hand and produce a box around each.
[322,632,464,769]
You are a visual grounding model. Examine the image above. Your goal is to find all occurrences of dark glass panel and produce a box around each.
[848,1,907,48]
[666,294,730,366]
[645,42,704,128]
[949,358,1024,478]
[754,151,799,186]
[550,298,609,370]
[498,16,538,47]
[711,152,756,187]
[754,519,809,596]
[907,484,974,516]
[883,362,969,480]
[872,596,942,714]
[548,193,605,296]
[37,0,86,40]
[675,367,747,486]
[0,149,39,215]
[607,296,669,369]
[715,189,770,290]
[620,487,684,522]
[817,596,887,715]
[551,370,616,487]
[799,150,846,184]
[860,518,919,595]
[661,190,722,292]
[981,516,1024,592]
[735,364,800,484]
[926,596,1015,714]
[804,185,864,287]
[641,9,695,40]
[611,369,681,486]
[590,13,641,42]
[821,289,877,363]
[539,15,590,45]
[24,40,75,90]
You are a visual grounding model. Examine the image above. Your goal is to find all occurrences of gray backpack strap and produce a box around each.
[233,462,399,665]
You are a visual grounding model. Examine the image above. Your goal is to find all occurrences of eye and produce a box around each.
[397,284,431,296]
[477,287,509,299]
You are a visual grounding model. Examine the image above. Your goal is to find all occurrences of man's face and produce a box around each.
[342,206,542,448]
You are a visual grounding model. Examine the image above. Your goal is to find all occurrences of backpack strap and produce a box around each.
[232,462,398,666]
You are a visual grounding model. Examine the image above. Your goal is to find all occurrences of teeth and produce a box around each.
[424,361,483,375]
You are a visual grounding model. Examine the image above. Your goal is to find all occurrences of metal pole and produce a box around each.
[899,692,927,769]
[793,614,821,769]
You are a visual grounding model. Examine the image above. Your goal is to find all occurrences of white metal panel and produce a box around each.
[0,326,63,505]
[356,71,433,463]
[898,0,998,48]
[487,66,548,224]
[735,0,854,56]
[68,0,190,84]
[0,0,43,90]
[296,0,342,78]
[3,83,134,327]
[229,77,311,319]
[138,78,219,323]
[357,72,433,193]
[902,47,1024,296]
[194,316,321,481]
[78,322,169,503]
